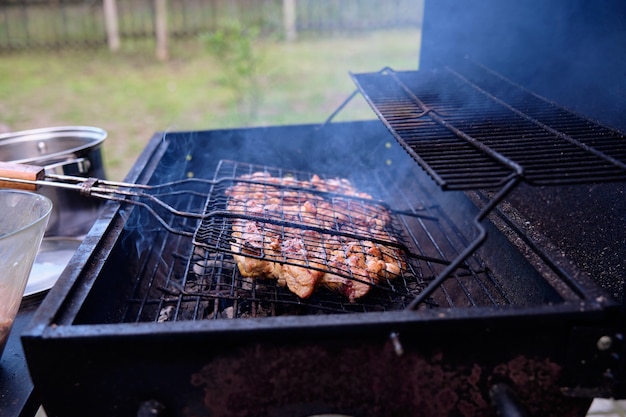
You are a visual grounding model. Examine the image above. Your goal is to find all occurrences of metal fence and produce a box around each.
[0,0,422,52]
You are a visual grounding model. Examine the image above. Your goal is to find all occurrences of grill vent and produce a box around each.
[351,63,626,190]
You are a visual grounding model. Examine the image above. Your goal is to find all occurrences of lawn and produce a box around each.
[0,29,420,181]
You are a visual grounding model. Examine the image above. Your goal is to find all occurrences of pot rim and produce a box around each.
[0,125,107,165]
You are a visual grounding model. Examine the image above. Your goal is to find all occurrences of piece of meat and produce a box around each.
[225,171,405,301]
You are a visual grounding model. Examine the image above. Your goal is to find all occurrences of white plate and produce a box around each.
[24,237,81,297]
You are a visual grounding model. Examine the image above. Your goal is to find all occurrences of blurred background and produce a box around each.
[0,0,423,181]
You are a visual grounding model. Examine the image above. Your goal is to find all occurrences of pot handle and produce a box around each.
[44,157,91,176]
[0,161,44,191]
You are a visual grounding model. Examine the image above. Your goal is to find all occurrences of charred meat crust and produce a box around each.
[226,172,405,301]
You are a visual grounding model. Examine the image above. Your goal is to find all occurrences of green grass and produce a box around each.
[0,29,420,181]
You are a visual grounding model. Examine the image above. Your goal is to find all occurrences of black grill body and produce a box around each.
[22,119,624,417]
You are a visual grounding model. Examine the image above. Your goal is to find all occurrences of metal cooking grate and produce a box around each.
[351,63,626,190]
[119,159,525,323]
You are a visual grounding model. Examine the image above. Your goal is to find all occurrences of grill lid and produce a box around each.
[351,62,626,190]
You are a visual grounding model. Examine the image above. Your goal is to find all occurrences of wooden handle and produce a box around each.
[0,161,45,191]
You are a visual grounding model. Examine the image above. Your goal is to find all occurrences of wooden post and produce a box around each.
[103,0,120,51]
[155,0,168,61]
[283,0,297,42]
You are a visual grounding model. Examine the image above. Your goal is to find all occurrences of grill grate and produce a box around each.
[118,159,526,323]
[351,63,626,190]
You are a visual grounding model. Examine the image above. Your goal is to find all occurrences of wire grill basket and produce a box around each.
[191,160,428,304]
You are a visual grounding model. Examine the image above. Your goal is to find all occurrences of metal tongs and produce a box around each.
[0,161,402,239]
[0,161,440,269]
[0,161,214,235]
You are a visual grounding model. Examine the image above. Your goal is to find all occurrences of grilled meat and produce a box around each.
[226,172,405,301]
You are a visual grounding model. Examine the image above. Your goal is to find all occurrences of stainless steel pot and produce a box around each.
[0,126,107,237]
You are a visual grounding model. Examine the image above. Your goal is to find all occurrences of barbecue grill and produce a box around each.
[21,1,625,416]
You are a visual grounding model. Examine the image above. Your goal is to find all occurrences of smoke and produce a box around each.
[118,129,204,259]
[420,0,626,131]
[116,119,416,260]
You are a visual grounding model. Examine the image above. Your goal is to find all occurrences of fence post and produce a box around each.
[283,0,297,41]
[103,0,120,51]
[155,0,169,60]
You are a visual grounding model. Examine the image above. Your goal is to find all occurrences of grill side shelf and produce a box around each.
[350,66,626,190]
